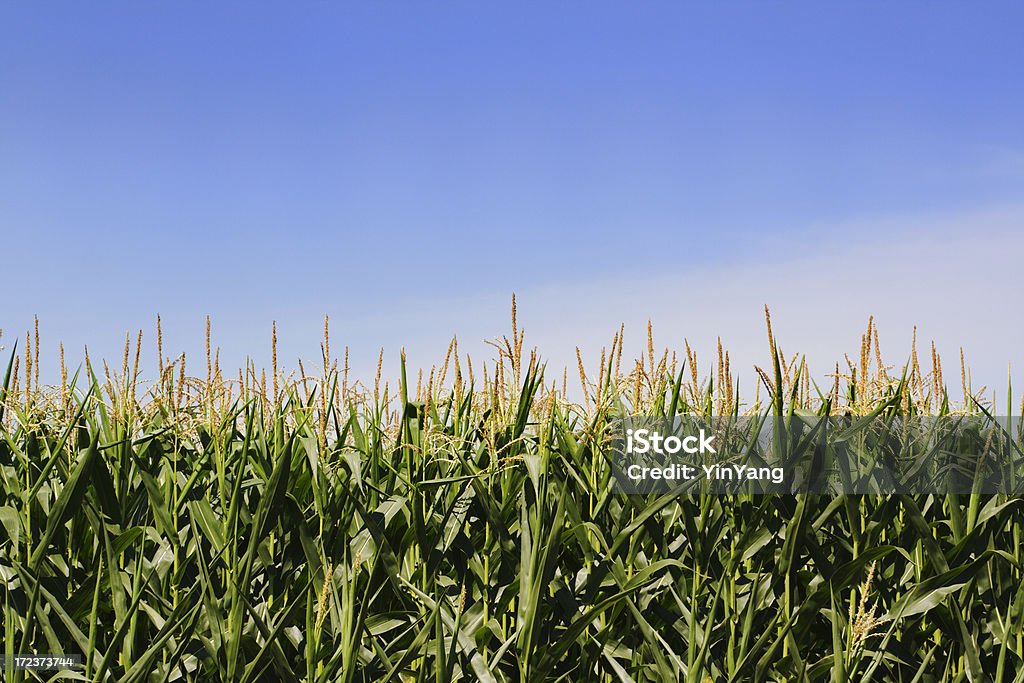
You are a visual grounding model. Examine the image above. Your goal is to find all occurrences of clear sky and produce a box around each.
[2,3,1023,400]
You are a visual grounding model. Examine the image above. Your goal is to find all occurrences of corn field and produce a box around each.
[2,306,1023,682]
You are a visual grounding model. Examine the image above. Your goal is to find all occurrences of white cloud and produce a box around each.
[17,204,1023,412]
[342,203,1023,409]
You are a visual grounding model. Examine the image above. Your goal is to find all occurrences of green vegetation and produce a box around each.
[1,308,1023,681]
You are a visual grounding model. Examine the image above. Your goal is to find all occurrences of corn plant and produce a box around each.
[1,308,1023,681]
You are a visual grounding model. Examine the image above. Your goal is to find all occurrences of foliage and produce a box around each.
[1,310,1022,681]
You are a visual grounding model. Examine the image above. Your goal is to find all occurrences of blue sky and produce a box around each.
[2,3,1023,399]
